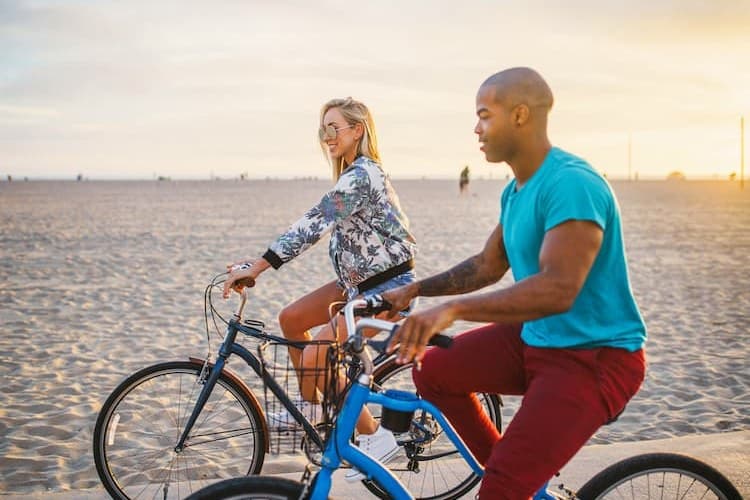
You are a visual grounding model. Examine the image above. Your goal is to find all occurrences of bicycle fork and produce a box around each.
[174,323,239,452]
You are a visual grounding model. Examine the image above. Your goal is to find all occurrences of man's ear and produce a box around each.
[513,104,530,127]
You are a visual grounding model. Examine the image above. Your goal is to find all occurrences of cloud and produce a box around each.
[1,0,747,178]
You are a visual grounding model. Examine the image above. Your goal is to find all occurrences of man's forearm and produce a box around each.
[449,268,580,324]
[417,254,502,297]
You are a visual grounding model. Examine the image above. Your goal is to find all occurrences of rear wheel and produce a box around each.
[577,452,742,500]
[365,358,502,499]
[93,361,267,499]
[184,476,305,500]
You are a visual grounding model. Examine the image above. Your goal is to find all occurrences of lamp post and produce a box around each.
[741,116,745,190]
[628,134,632,181]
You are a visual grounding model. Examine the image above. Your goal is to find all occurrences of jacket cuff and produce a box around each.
[262,249,284,269]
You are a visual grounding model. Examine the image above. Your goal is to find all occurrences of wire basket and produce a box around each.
[258,339,353,456]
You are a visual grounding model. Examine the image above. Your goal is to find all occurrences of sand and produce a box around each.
[0,178,748,495]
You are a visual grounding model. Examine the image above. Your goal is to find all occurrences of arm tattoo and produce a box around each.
[419,255,498,296]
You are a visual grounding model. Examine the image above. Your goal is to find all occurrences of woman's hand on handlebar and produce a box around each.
[223,258,270,298]
[226,257,256,272]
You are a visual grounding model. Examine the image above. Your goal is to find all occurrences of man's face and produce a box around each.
[474,85,515,164]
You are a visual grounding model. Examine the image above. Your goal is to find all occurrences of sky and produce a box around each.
[2,0,749,180]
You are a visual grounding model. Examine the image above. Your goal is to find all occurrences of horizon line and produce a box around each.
[1,174,743,183]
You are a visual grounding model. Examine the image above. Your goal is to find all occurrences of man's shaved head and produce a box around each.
[474,67,554,167]
[480,67,554,112]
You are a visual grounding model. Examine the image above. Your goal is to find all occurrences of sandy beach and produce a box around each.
[1,178,748,496]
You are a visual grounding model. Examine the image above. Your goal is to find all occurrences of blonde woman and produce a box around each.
[224,97,416,480]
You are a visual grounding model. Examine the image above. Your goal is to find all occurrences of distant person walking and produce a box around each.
[459,165,470,194]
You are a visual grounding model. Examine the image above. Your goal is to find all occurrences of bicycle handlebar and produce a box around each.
[230,289,451,363]
[343,295,453,351]
[354,294,394,317]
[233,288,249,320]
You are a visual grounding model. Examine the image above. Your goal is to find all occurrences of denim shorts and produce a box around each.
[348,270,418,316]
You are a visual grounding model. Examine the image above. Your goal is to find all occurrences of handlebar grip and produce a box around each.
[228,264,256,288]
[427,334,453,349]
[235,276,256,288]
[367,298,392,315]
[366,294,392,314]
[351,294,393,317]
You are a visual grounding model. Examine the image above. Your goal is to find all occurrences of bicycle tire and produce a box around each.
[184,476,307,500]
[93,360,267,500]
[363,358,502,500]
[576,452,742,500]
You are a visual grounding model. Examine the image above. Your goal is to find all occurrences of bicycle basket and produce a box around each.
[258,339,351,455]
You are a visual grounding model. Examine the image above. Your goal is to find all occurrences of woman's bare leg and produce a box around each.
[302,317,379,435]
[277,280,345,402]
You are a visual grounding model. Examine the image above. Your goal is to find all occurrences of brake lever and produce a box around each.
[366,324,399,354]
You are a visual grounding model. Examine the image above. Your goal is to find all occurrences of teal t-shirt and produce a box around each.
[500,147,646,351]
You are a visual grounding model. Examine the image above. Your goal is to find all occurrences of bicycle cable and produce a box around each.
[202,272,234,360]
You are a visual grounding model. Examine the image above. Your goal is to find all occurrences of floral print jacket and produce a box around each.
[262,156,417,290]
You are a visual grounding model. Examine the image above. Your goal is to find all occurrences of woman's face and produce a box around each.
[321,107,360,164]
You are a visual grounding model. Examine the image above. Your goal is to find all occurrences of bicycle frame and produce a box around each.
[304,299,561,500]
[309,365,483,499]
[175,291,326,452]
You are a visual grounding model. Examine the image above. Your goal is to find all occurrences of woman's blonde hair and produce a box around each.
[319,97,381,181]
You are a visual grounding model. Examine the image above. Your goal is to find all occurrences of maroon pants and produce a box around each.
[413,323,646,500]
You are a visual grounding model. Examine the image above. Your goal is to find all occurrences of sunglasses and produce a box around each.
[319,124,354,141]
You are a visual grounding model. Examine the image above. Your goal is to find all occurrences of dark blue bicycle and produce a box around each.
[92,275,502,500]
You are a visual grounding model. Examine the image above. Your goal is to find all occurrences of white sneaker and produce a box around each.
[267,399,322,429]
[345,425,400,482]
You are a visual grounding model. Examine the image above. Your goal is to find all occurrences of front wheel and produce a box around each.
[577,452,742,500]
[365,358,502,500]
[184,476,306,500]
[93,360,267,499]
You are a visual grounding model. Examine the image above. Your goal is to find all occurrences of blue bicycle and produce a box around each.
[185,296,742,500]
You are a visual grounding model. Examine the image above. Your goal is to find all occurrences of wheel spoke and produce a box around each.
[94,363,265,500]
[577,453,741,500]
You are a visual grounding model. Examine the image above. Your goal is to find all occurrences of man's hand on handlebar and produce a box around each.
[380,282,419,320]
[387,302,458,365]
[354,294,393,317]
